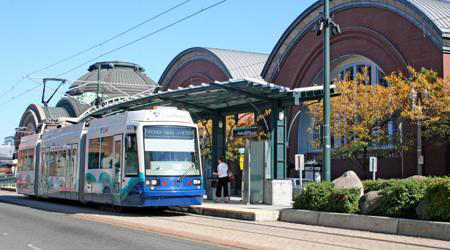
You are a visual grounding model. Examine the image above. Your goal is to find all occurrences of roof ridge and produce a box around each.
[206,47,269,56]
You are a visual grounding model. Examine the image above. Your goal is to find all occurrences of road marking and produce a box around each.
[27,243,40,250]
[2,232,8,236]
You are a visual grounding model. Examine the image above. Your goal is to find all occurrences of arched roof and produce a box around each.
[56,96,91,117]
[262,0,450,80]
[158,47,268,88]
[66,61,157,97]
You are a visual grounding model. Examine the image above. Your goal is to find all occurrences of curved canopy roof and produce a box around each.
[159,47,268,87]
[66,61,157,97]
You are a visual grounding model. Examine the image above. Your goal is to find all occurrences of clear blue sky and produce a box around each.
[0,0,316,142]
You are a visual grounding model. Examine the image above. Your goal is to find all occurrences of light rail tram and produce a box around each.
[16,107,205,207]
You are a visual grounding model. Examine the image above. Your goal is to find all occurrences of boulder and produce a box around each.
[332,170,364,197]
[360,191,382,214]
[408,175,427,180]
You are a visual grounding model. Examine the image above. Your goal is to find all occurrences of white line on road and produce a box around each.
[2,232,8,236]
[27,243,41,250]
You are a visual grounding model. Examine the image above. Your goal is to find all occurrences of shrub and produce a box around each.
[293,182,333,211]
[423,177,450,222]
[362,179,397,193]
[294,182,361,213]
[327,188,360,213]
[371,178,428,218]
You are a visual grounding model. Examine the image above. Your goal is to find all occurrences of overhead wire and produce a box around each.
[0,0,228,107]
[0,0,191,99]
[55,0,227,77]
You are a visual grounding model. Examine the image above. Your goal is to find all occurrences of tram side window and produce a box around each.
[18,150,24,171]
[58,151,66,176]
[49,152,58,176]
[124,133,138,176]
[88,138,100,169]
[100,136,113,169]
[20,149,34,171]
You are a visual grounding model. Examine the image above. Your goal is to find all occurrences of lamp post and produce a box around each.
[322,0,331,181]
[410,88,423,176]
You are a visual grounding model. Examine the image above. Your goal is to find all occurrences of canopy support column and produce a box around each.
[270,104,287,179]
[212,114,226,171]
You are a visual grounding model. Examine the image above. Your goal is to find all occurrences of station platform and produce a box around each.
[170,197,291,221]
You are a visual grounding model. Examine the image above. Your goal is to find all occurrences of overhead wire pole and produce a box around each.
[323,0,331,181]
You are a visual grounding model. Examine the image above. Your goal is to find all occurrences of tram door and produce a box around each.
[38,149,49,198]
[65,145,78,200]
[112,136,123,195]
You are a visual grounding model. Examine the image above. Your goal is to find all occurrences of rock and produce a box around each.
[416,200,427,220]
[332,171,364,197]
[360,191,382,215]
[408,175,427,180]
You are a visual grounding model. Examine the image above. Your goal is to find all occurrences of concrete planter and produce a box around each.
[279,209,450,241]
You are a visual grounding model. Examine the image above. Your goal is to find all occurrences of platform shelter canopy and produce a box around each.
[82,77,336,120]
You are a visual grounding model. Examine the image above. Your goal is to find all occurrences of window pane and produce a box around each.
[357,65,372,84]
[88,138,100,169]
[344,67,353,81]
[49,152,57,176]
[100,137,113,169]
[124,134,138,176]
[57,151,66,177]
[114,140,122,170]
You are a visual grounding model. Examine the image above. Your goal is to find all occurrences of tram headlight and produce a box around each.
[146,179,159,186]
[193,179,201,185]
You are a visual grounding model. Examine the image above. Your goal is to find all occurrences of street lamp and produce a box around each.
[317,0,341,181]
[410,88,423,176]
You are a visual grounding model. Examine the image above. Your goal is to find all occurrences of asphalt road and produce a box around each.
[0,200,228,250]
[1,192,449,250]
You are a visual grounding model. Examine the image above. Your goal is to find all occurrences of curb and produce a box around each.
[169,206,279,221]
[279,209,450,241]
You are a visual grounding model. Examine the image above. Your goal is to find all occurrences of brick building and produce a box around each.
[160,0,450,179]
[16,0,450,179]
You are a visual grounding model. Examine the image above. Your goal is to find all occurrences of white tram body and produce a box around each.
[17,108,205,207]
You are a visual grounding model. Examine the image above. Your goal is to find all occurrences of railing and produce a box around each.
[0,175,16,190]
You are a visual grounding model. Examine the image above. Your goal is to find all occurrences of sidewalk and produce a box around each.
[170,197,290,221]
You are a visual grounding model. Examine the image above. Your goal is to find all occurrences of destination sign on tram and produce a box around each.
[144,126,194,140]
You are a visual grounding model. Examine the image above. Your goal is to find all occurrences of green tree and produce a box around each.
[308,67,450,169]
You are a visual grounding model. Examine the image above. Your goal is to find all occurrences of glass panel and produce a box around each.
[124,134,139,176]
[344,67,354,81]
[88,138,100,169]
[143,126,200,176]
[357,65,372,84]
[100,136,113,169]
[114,140,122,170]
[57,151,66,177]
[49,152,58,176]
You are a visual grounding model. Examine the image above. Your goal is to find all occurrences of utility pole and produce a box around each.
[96,64,101,107]
[323,0,331,181]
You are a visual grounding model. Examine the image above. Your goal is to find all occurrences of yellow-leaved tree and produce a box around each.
[308,67,450,168]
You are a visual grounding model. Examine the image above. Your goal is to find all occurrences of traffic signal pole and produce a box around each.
[323,0,331,181]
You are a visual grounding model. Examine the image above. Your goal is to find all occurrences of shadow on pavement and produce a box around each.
[0,192,186,218]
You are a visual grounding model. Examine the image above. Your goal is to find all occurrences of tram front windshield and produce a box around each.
[143,126,200,176]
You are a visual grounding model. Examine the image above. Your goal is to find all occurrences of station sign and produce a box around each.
[233,126,258,138]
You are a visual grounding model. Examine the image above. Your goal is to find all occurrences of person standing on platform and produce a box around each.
[214,156,229,203]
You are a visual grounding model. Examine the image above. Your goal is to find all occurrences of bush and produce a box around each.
[327,188,360,213]
[423,177,450,222]
[371,179,428,219]
[294,182,361,213]
[293,182,334,211]
[362,179,397,193]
